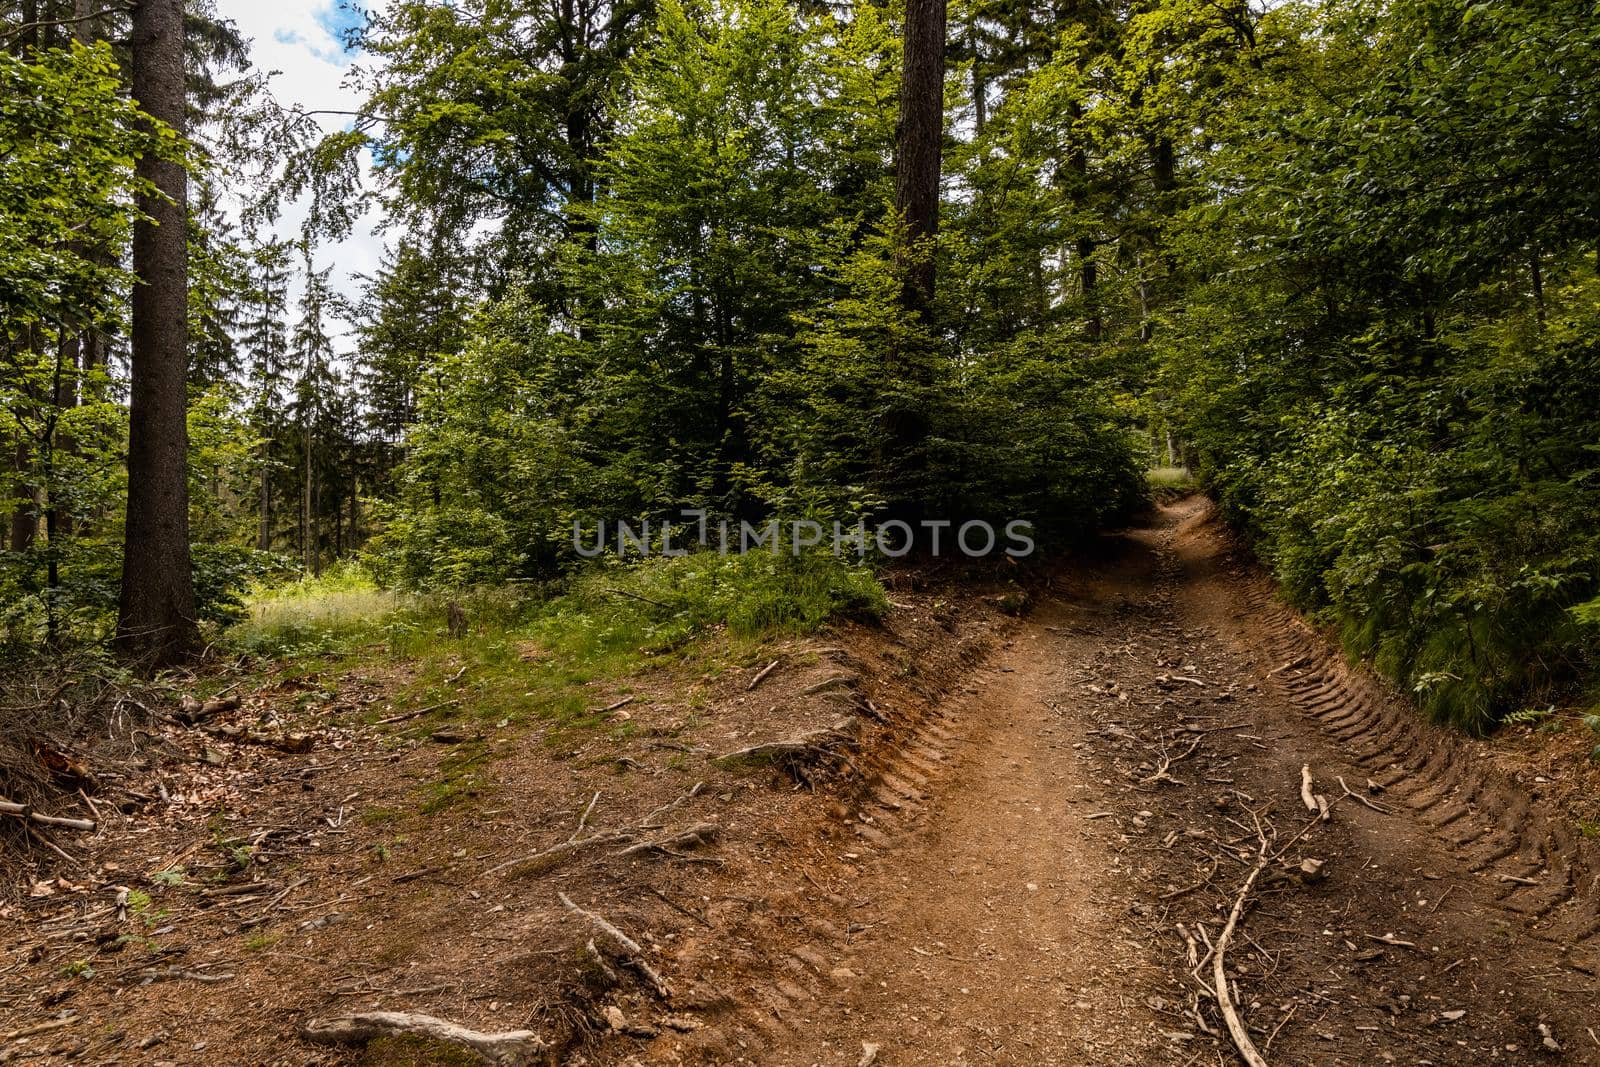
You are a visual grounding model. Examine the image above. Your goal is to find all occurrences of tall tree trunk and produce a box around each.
[968,8,985,136]
[302,421,318,576]
[879,0,946,512]
[116,0,199,666]
[895,0,946,316]
[10,441,36,553]
[348,468,359,549]
[257,436,272,551]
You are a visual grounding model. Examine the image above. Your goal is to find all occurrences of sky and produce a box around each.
[213,0,391,354]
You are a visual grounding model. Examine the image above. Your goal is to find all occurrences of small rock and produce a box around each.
[604,1005,627,1031]
[1441,1010,1467,1022]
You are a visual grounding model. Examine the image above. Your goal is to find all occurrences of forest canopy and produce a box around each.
[2,0,1598,732]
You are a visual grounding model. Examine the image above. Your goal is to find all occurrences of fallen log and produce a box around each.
[301,1011,546,1066]
[175,695,239,725]
[200,725,316,753]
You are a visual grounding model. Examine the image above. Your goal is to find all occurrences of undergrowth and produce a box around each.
[222,550,886,811]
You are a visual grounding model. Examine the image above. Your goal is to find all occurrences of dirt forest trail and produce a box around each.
[6,498,1600,1066]
[752,498,1600,1067]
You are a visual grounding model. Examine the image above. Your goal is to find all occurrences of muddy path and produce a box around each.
[727,498,1600,1066]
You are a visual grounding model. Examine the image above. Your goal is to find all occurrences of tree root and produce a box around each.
[712,717,858,782]
[616,821,719,859]
[559,892,672,999]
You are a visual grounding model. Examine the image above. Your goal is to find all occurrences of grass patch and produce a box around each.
[231,563,408,656]
[227,550,886,817]
[1146,466,1196,491]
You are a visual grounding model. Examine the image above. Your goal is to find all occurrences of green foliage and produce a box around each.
[229,563,409,656]
[543,551,887,655]
[0,42,168,335]
[370,0,1143,580]
[1158,0,1600,731]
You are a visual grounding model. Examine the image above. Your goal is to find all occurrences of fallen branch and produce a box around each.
[2,1015,76,1041]
[376,698,462,725]
[1299,765,1330,820]
[1141,735,1205,786]
[1337,776,1393,815]
[301,1011,546,1066]
[0,799,95,833]
[559,892,672,999]
[1157,673,1208,688]
[1212,843,1272,1067]
[138,966,235,984]
[747,659,781,691]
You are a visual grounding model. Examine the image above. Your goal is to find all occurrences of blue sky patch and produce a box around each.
[314,1,366,56]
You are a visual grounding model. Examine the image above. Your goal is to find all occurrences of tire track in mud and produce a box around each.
[1246,587,1600,950]
[665,498,1600,1065]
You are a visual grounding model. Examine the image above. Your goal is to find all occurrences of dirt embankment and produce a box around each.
[5,498,1600,1066]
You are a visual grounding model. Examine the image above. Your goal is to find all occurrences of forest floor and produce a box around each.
[5,498,1600,1065]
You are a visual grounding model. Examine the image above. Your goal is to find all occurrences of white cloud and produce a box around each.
[214,0,392,355]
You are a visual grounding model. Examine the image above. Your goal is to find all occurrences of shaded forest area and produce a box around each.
[3,0,1600,733]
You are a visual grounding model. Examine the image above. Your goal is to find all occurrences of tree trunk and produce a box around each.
[116,0,199,666]
[257,436,272,551]
[894,0,946,316]
[968,9,985,136]
[10,441,37,553]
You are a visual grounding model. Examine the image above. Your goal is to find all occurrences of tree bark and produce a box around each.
[894,0,947,316]
[116,0,199,666]
[302,419,318,576]
[10,441,36,553]
[257,437,272,551]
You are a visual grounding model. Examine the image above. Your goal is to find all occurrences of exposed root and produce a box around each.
[559,892,672,1000]
[713,717,859,783]
[616,821,720,859]
[484,832,635,878]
